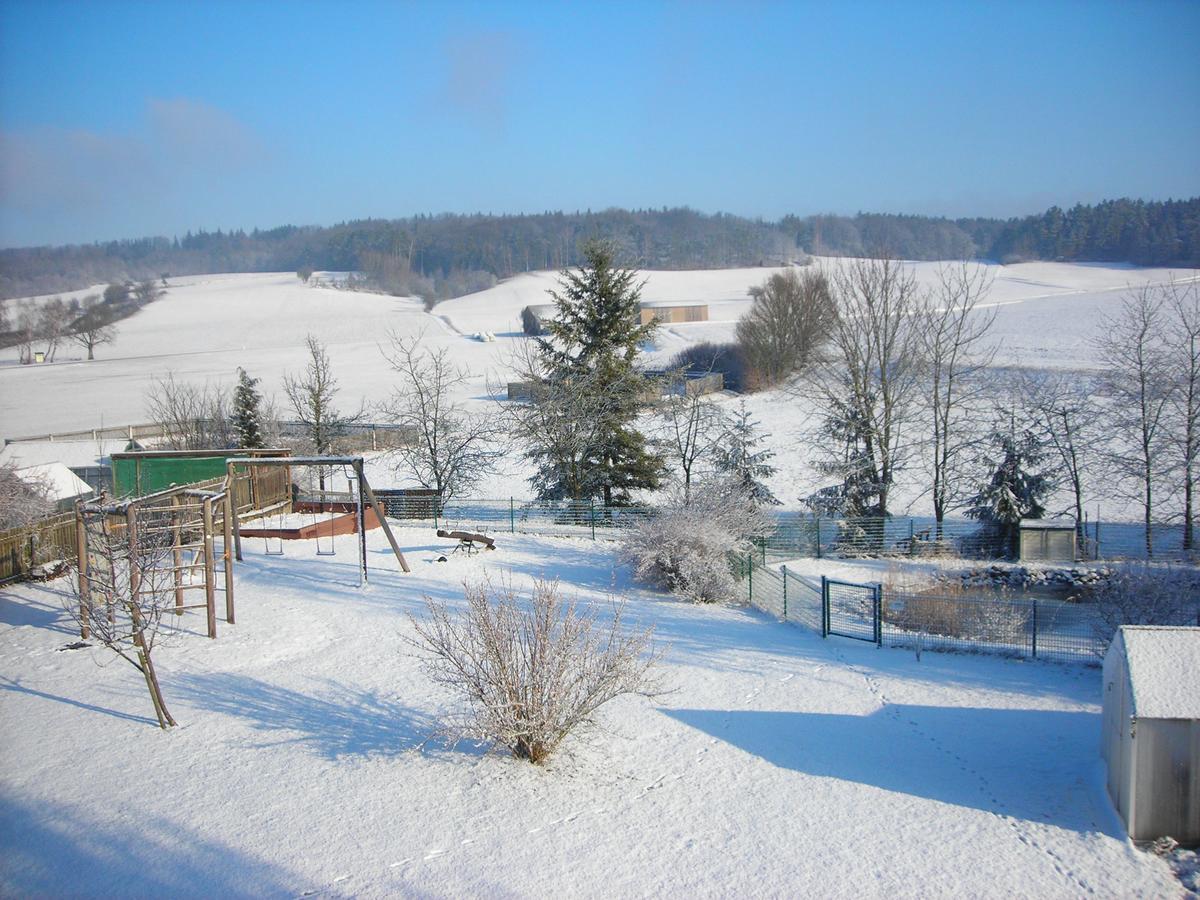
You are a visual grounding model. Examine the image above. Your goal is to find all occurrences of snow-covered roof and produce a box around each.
[639,300,707,309]
[0,438,124,470]
[15,462,94,502]
[1019,518,1075,530]
[1119,626,1200,720]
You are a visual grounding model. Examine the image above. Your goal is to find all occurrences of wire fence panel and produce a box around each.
[823,577,880,643]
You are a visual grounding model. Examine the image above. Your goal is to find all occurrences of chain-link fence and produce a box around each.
[373,494,656,540]
[735,552,1123,665]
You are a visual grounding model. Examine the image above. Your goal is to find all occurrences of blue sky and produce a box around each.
[1,0,1197,247]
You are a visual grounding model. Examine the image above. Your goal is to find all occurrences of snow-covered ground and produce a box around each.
[0,529,1184,898]
[4,260,1197,441]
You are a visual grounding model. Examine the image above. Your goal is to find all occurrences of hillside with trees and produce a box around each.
[2,198,1197,301]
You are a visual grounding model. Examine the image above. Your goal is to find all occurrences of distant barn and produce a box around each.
[521,304,558,336]
[638,302,708,325]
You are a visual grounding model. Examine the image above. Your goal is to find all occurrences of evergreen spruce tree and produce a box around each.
[713,401,780,506]
[533,241,664,505]
[966,416,1051,557]
[232,367,265,449]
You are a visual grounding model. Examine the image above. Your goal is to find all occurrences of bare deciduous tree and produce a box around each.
[65,507,178,728]
[380,332,503,500]
[408,578,661,764]
[1094,285,1176,557]
[38,297,72,362]
[1016,369,1100,545]
[736,268,835,387]
[68,294,118,360]
[1164,278,1200,551]
[283,335,363,459]
[145,374,234,450]
[805,257,924,518]
[133,279,164,306]
[652,380,723,501]
[918,263,997,533]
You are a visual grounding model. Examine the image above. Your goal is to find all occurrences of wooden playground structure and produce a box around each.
[75,480,236,641]
[73,454,411,641]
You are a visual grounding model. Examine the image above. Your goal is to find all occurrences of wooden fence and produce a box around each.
[0,464,292,585]
[0,512,79,584]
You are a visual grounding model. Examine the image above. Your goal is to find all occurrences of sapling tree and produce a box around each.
[68,294,118,360]
[283,335,364,466]
[65,507,179,728]
[232,367,266,449]
[713,400,780,506]
[653,381,723,502]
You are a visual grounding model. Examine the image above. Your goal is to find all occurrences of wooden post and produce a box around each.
[202,497,216,639]
[360,475,411,573]
[223,491,235,623]
[126,506,142,647]
[225,464,244,562]
[75,501,89,640]
[172,495,184,615]
[355,460,367,587]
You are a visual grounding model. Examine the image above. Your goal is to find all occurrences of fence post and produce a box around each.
[820,575,828,637]
[761,537,766,565]
[590,498,596,541]
[1031,596,1038,659]
[816,516,822,559]
[747,552,753,602]
[908,519,915,557]
[509,497,515,533]
[874,584,883,647]
[202,498,217,639]
[781,565,788,619]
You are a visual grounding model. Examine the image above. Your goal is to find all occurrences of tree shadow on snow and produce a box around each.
[0,794,300,898]
[662,704,1117,834]
[0,676,159,726]
[0,581,79,635]
[174,672,438,760]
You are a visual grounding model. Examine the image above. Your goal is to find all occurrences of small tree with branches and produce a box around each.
[65,508,179,728]
[283,335,363,461]
[380,332,503,500]
[69,294,118,360]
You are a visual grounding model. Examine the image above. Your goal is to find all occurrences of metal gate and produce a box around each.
[821,576,882,645]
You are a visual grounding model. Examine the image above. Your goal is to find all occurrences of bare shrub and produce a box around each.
[408,578,661,764]
[1081,563,1200,647]
[621,478,771,603]
[883,577,1029,644]
[0,462,55,531]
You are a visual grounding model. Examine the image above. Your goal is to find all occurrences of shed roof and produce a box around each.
[15,462,94,502]
[1019,518,1075,530]
[1119,626,1200,720]
[639,300,708,309]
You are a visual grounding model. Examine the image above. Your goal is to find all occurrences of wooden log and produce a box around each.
[75,501,89,640]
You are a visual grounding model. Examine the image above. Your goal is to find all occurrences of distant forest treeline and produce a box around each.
[3,198,1197,300]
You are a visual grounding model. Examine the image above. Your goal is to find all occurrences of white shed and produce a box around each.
[1102,626,1200,844]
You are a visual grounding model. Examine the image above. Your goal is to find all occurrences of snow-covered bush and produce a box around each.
[1082,563,1200,647]
[621,479,771,603]
[408,578,660,764]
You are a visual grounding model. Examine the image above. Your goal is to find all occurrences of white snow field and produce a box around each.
[3,260,1198,440]
[0,529,1182,898]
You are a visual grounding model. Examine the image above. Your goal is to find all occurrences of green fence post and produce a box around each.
[908,519,915,557]
[816,516,822,559]
[820,575,828,637]
[761,537,766,565]
[781,564,788,619]
[1031,597,1038,659]
[509,497,515,533]
[747,552,753,602]
[590,497,596,541]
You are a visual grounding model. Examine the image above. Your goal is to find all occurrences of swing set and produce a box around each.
[226,456,410,585]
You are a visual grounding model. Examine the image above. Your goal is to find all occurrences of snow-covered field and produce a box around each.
[3,260,1197,441]
[0,529,1184,898]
